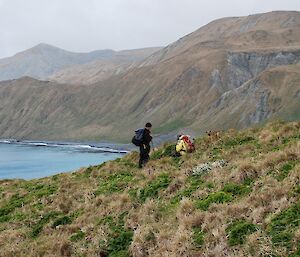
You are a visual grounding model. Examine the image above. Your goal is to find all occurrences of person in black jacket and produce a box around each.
[139,122,152,168]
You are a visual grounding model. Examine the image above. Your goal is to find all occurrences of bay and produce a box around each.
[0,142,125,180]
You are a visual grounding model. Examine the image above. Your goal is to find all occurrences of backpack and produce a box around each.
[181,135,195,153]
[132,128,144,146]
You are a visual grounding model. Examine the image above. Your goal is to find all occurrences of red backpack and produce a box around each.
[181,135,195,153]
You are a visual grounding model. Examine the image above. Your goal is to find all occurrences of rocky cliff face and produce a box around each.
[226,50,300,89]
[207,49,300,125]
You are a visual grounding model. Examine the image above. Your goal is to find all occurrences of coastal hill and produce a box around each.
[0,11,299,141]
[0,120,299,256]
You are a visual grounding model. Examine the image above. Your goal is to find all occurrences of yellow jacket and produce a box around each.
[176,139,188,155]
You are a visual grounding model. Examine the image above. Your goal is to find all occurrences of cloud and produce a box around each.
[0,0,299,58]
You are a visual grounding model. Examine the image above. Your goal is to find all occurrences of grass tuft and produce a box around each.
[192,227,205,248]
[139,174,171,202]
[267,201,300,250]
[226,219,257,246]
[196,191,233,211]
[70,229,85,242]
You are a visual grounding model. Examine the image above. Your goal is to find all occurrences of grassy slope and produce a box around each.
[0,120,299,257]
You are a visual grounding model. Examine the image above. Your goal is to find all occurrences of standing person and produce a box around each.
[139,122,152,168]
[132,122,153,168]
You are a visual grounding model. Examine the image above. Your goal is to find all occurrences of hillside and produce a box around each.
[0,11,299,141]
[0,120,299,256]
[0,44,161,81]
[49,47,162,85]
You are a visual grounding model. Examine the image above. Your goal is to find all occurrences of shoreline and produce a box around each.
[0,139,130,154]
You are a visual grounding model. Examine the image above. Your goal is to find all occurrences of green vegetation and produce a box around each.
[275,161,297,181]
[222,135,256,148]
[0,194,28,222]
[223,183,252,197]
[151,144,177,160]
[196,191,233,210]
[30,211,61,238]
[98,213,133,257]
[95,171,134,195]
[172,175,204,204]
[267,201,300,250]
[226,219,257,246]
[22,182,57,198]
[52,215,72,228]
[0,182,58,223]
[70,229,86,242]
[192,227,205,248]
[139,173,171,202]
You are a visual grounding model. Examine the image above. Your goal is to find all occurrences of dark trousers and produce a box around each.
[139,144,150,168]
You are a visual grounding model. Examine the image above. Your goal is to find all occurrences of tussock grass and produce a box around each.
[0,120,299,256]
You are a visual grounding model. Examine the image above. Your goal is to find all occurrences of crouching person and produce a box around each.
[175,134,195,156]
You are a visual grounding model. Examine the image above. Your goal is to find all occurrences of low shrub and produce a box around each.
[196,191,233,211]
[0,194,28,222]
[70,229,85,242]
[52,215,72,228]
[30,211,61,238]
[226,219,257,246]
[139,174,171,202]
[151,144,177,160]
[223,183,252,197]
[267,201,300,250]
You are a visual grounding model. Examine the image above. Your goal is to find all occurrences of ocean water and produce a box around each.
[0,142,125,180]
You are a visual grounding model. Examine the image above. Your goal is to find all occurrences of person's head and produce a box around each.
[177,134,182,140]
[145,122,152,131]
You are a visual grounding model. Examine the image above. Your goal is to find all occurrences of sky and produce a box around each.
[0,0,299,58]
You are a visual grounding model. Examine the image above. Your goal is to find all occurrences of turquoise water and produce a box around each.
[0,143,124,180]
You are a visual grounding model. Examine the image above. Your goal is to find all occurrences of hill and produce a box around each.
[0,120,299,256]
[0,44,161,81]
[49,47,162,85]
[0,11,299,141]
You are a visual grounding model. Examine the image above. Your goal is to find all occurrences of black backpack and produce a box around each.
[132,128,144,146]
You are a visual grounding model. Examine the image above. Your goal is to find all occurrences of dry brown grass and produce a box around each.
[232,161,260,184]
[244,231,278,257]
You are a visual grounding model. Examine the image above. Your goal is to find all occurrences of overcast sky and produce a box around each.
[0,0,299,58]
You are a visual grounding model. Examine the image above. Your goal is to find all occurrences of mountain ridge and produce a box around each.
[0,44,162,81]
